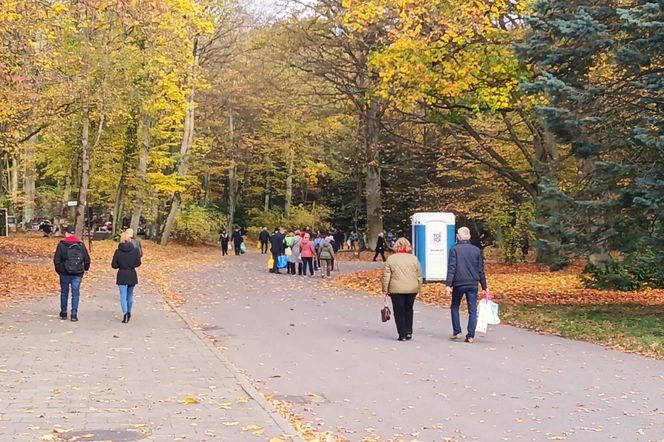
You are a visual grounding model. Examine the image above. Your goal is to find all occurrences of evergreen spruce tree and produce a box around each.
[518,1,663,288]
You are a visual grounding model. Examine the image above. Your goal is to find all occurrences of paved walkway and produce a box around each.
[0,271,295,441]
[174,251,664,442]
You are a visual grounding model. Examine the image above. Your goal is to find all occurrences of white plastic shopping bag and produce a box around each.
[488,300,500,325]
[476,299,491,334]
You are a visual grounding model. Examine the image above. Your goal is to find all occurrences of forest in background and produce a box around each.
[1,0,662,290]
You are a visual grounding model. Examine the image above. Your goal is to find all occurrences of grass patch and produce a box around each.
[501,304,664,359]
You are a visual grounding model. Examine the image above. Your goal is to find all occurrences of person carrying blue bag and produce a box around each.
[270,227,286,274]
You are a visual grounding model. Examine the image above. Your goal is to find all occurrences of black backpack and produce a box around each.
[64,242,86,274]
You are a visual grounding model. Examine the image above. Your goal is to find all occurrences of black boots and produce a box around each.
[122,312,132,323]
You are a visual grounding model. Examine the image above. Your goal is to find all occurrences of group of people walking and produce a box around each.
[54,222,488,342]
[53,226,142,323]
[266,227,338,277]
[218,228,245,256]
[382,227,489,342]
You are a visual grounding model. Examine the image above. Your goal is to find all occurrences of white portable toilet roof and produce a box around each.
[412,212,455,224]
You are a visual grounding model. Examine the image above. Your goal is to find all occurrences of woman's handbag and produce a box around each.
[285,247,292,257]
[381,295,391,322]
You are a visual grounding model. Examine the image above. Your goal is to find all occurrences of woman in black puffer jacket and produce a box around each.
[112,230,142,323]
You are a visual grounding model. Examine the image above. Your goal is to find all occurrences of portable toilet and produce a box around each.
[411,212,456,282]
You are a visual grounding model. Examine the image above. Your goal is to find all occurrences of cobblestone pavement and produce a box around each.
[0,271,296,441]
[172,251,664,442]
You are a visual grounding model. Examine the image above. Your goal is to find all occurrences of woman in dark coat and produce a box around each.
[112,230,142,323]
[373,232,387,262]
[219,230,230,256]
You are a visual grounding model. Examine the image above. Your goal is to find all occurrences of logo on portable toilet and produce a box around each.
[411,213,456,282]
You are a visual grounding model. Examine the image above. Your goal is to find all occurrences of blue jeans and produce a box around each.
[118,285,135,314]
[451,286,479,338]
[60,274,82,314]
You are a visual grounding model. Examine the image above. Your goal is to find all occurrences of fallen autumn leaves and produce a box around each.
[332,263,664,305]
[0,234,219,305]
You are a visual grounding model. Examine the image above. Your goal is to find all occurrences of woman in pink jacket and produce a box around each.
[299,233,316,276]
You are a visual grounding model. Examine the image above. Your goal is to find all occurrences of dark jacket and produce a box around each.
[259,230,270,243]
[446,240,487,289]
[219,233,229,244]
[53,236,91,275]
[111,242,142,286]
[376,236,385,251]
[333,232,345,251]
[270,232,286,255]
[232,231,243,244]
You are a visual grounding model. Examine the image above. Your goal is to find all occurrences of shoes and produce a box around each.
[122,313,128,323]
[70,314,78,322]
[450,333,462,340]
[126,312,131,323]
[59,312,67,320]
[465,337,474,343]
[397,336,407,341]
[405,334,412,340]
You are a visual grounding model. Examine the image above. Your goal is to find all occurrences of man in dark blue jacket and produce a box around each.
[270,227,286,274]
[446,226,489,343]
[259,227,270,254]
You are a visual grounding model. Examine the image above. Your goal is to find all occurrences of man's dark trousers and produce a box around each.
[451,286,478,338]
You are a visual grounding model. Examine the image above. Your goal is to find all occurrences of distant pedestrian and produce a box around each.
[289,231,302,275]
[124,228,143,258]
[446,227,489,343]
[333,229,345,251]
[270,227,286,274]
[313,233,325,270]
[382,238,422,341]
[39,219,53,238]
[387,231,395,249]
[53,226,91,322]
[318,236,335,278]
[232,228,243,256]
[112,230,142,323]
[373,232,386,262]
[259,227,270,254]
[219,230,229,256]
[300,233,316,276]
[349,230,358,250]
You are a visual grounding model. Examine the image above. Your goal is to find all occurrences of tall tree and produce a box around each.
[519,0,664,285]
[285,0,390,249]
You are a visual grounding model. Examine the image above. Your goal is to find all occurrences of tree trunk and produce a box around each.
[285,144,294,218]
[226,111,239,233]
[75,102,91,238]
[10,155,19,213]
[112,182,126,235]
[112,140,132,236]
[22,135,37,228]
[160,38,198,246]
[0,153,6,196]
[130,113,151,233]
[362,100,383,251]
[227,160,238,233]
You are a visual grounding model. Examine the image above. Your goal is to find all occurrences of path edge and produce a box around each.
[156,284,303,441]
